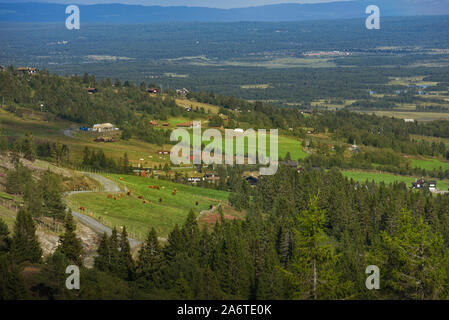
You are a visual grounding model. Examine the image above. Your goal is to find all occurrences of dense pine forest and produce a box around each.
[1,165,449,299]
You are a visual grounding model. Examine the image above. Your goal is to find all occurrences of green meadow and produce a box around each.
[67,174,229,239]
[185,129,306,161]
[342,170,449,191]
[410,158,449,171]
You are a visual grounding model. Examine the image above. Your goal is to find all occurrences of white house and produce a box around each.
[92,123,118,133]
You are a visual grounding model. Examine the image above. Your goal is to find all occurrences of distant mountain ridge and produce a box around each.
[0,0,448,23]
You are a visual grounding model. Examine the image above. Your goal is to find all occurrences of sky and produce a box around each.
[0,0,353,9]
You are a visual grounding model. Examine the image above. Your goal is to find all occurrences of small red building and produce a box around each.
[147,88,161,94]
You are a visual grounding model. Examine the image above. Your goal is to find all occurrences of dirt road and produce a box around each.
[66,172,140,248]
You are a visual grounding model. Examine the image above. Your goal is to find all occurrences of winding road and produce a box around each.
[66,172,141,249]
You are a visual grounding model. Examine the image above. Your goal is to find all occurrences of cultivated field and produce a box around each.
[67,174,230,239]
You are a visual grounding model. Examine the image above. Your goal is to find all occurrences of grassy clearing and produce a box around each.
[358,110,449,121]
[188,129,306,161]
[342,170,449,190]
[0,192,14,201]
[212,57,336,69]
[0,108,69,137]
[67,174,229,239]
[410,158,449,171]
[411,135,449,149]
[240,84,270,89]
[175,98,219,114]
[0,206,16,229]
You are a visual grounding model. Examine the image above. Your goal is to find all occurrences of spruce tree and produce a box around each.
[368,209,449,299]
[0,255,29,299]
[21,132,36,162]
[164,224,183,263]
[41,171,66,222]
[282,195,352,300]
[123,153,130,173]
[137,228,162,287]
[11,208,42,264]
[181,210,200,254]
[119,226,134,280]
[24,180,43,217]
[95,233,111,271]
[0,218,11,253]
[109,227,121,273]
[58,212,83,265]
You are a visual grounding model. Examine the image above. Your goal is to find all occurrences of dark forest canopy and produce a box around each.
[1,166,449,300]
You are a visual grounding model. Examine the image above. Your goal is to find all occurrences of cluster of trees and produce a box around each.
[0,208,84,299]
[0,69,186,146]
[416,106,449,113]
[1,131,70,166]
[2,167,449,299]
[6,165,66,222]
[303,151,449,180]
[81,147,132,174]
[307,111,448,158]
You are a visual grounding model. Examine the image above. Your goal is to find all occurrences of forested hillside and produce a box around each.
[2,165,449,299]
[1,67,449,300]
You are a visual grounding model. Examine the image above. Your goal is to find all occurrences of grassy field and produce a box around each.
[410,158,449,171]
[411,135,449,149]
[0,205,16,229]
[342,170,449,191]
[175,98,219,114]
[0,191,14,201]
[0,107,70,137]
[240,84,270,89]
[67,174,230,239]
[358,110,449,121]
[196,57,337,69]
[188,129,306,161]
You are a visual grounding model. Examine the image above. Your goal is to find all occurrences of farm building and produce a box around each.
[349,143,360,153]
[17,67,37,75]
[85,87,97,94]
[187,177,202,183]
[404,119,415,123]
[176,88,189,97]
[412,178,437,190]
[147,88,161,94]
[94,136,116,143]
[149,121,158,126]
[92,123,118,133]
[176,122,192,128]
[245,176,259,186]
[203,173,220,182]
